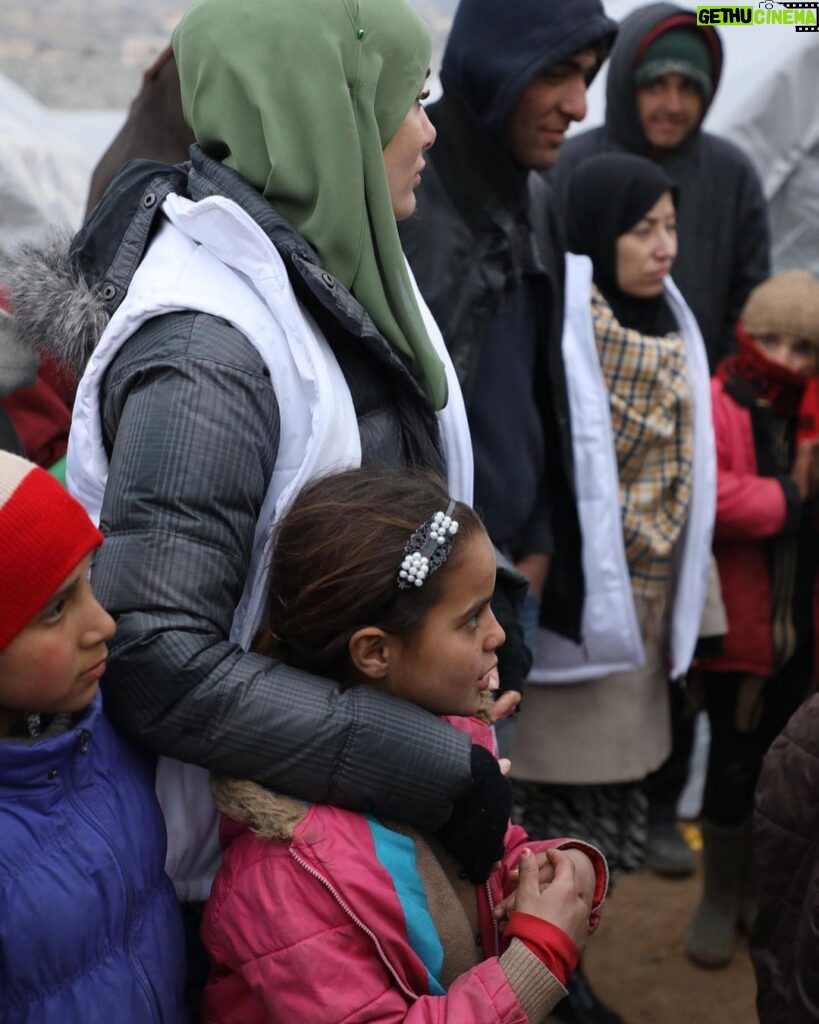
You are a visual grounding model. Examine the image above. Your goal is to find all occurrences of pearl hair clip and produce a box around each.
[397,500,460,590]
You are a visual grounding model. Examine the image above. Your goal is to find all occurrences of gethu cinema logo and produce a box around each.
[696,2,818,28]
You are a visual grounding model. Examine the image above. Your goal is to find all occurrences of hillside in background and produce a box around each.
[0,0,457,109]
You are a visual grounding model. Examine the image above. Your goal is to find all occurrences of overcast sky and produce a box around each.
[0,0,457,108]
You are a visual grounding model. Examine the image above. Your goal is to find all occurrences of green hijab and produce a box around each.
[173,0,447,409]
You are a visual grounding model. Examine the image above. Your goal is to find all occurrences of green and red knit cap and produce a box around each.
[0,452,102,650]
[635,26,715,101]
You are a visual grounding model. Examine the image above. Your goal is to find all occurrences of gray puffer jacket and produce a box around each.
[5,147,480,829]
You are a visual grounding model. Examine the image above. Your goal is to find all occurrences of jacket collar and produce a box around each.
[5,147,431,413]
[0,696,101,796]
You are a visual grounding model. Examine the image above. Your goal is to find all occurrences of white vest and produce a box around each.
[68,193,473,900]
[530,254,716,685]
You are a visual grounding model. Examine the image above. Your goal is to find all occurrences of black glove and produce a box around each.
[435,745,511,883]
[491,584,532,697]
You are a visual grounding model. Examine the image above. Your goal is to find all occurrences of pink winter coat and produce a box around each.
[701,377,817,676]
[201,717,607,1024]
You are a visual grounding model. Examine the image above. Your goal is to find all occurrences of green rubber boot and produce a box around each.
[685,820,749,968]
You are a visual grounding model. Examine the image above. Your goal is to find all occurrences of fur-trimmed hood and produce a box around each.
[2,145,436,396]
[0,155,192,379]
[0,148,331,382]
[211,776,309,843]
[1,231,110,379]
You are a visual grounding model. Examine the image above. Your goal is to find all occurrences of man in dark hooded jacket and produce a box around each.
[549,2,770,885]
[551,3,770,369]
[400,0,616,682]
[400,3,624,1022]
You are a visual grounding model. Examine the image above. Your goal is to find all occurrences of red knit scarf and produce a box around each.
[717,322,807,419]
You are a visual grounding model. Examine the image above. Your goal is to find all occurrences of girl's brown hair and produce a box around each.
[256,468,484,680]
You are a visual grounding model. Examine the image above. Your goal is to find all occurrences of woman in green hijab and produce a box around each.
[38,0,517,1010]
[173,0,447,407]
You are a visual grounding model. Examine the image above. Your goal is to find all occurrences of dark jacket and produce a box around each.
[0,696,186,1022]
[550,2,770,368]
[5,148,476,830]
[752,692,819,1023]
[400,0,616,640]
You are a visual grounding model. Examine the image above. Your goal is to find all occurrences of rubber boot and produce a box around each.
[685,820,749,968]
[645,800,696,878]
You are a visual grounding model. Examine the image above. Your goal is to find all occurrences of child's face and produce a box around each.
[0,553,115,734]
[754,332,818,378]
[385,531,506,717]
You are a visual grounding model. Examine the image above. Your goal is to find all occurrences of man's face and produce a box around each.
[636,73,704,154]
[506,49,600,170]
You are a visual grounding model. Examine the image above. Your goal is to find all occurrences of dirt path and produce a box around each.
[582,848,758,1023]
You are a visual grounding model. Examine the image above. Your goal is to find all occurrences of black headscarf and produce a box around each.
[566,152,679,336]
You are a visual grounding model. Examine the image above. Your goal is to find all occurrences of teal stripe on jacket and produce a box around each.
[366,816,446,995]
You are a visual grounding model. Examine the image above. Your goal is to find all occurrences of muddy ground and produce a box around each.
[581,845,758,1024]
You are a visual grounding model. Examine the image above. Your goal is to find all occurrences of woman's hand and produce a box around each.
[508,849,593,951]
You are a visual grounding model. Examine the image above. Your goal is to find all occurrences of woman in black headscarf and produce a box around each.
[511,153,715,881]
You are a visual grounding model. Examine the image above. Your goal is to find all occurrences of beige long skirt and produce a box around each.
[511,609,672,786]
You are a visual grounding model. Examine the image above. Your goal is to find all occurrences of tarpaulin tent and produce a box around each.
[0,70,122,248]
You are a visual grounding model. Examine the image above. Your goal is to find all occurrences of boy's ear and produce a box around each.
[348,627,392,681]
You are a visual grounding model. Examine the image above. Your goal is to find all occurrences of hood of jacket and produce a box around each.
[1,146,403,385]
[440,0,616,149]
[604,3,722,155]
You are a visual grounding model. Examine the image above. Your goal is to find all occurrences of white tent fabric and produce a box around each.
[0,70,123,249]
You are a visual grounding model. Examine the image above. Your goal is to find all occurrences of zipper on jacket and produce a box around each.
[484,880,501,957]
[289,847,421,1002]
[65,730,163,1022]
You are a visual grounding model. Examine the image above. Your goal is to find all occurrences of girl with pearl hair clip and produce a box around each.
[201,467,609,1024]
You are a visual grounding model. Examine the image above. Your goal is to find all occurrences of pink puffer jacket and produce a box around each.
[201,717,607,1023]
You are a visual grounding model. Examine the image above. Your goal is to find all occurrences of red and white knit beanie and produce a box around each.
[0,451,103,650]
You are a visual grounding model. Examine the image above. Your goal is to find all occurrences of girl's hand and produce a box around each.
[494,847,596,922]
[512,849,593,951]
[495,852,557,922]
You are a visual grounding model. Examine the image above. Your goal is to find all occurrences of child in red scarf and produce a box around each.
[687,269,819,969]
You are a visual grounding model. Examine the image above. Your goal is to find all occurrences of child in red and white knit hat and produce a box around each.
[0,451,187,1022]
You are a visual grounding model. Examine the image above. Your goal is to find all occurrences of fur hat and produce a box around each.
[742,270,819,349]
[0,452,102,650]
